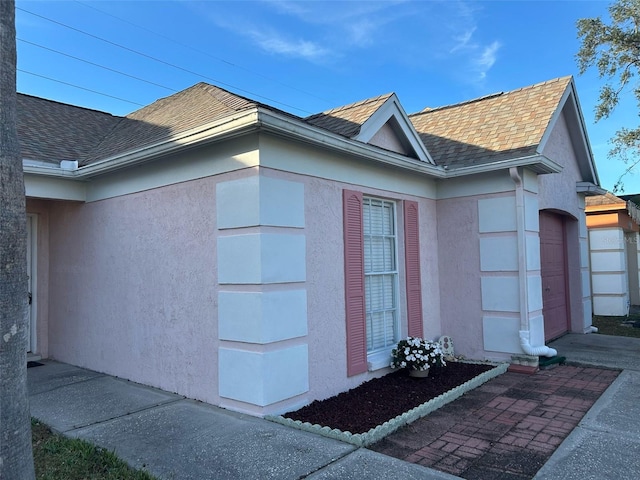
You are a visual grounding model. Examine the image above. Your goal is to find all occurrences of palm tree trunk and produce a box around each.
[0,0,36,478]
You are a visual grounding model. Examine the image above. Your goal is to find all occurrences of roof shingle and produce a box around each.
[304,93,394,138]
[17,94,121,165]
[83,83,260,164]
[409,76,572,168]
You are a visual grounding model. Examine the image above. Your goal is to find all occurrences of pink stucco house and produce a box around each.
[22,76,603,416]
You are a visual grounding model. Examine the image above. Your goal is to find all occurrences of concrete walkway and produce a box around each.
[28,333,640,479]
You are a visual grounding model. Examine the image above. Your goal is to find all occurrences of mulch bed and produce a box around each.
[284,362,493,434]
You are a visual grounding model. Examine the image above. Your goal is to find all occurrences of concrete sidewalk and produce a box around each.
[28,361,456,479]
[28,333,640,479]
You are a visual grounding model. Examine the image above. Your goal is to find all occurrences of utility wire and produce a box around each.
[17,6,313,115]
[19,69,146,107]
[18,38,178,93]
[73,0,335,106]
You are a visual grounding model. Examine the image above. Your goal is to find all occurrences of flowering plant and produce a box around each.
[391,337,446,371]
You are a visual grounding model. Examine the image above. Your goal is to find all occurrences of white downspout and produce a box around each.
[509,167,557,358]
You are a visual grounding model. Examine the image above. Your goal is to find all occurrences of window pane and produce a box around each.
[370,237,384,272]
[367,275,383,310]
[384,237,394,271]
[363,201,371,234]
[364,236,372,273]
[368,312,386,350]
[382,203,393,235]
[363,197,398,353]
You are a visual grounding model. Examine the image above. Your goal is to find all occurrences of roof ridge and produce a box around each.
[410,76,572,117]
[197,82,258,109]
[306,92,394,120]
[17,92,119,118]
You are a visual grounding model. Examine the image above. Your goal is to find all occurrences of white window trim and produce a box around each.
[363,197,400,369]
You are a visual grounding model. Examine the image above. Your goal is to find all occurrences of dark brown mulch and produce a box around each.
[284,362,494,434]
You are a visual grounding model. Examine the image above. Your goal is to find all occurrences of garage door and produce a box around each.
[539,211,569,341]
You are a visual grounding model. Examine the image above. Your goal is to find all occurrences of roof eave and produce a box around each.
[441,154,562,178]
[538,78,601,186]
[576,182,607,196]
[256,107,445,177]
[24,110,262,179]
[24,106,446,181]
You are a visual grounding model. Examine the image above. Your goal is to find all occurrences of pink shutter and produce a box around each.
[343,189,367,376]
[404,200,424,338]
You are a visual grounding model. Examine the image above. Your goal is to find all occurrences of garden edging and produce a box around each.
[266,361,509,447]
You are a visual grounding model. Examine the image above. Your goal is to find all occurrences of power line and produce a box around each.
[18,69,146,107]
[18,38,178,93]
[73,0,335,106]
[17,6,314,115]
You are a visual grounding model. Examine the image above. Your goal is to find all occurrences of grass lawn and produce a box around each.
[32,419,156,480]
[592,313,640,338]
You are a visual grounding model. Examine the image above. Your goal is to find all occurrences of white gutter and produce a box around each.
[80,111,261,178]
[576,182,607,196]
[22,108,447,181]
[509,167,557,358]
[256,108,445,176]
[445,154,562,177]
[22,107,570,184]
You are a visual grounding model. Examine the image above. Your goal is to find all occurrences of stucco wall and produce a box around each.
[436,194,486,360]
[40,129,442,414]
[540,107,591,332]
[302,173,440,403]
[539,111,584,218]
[46,175,221,404]
[436,170,539,362]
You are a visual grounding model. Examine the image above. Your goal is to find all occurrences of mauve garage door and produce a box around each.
[540,211,569,341]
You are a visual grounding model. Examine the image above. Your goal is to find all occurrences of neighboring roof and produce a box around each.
[409,76,572,169]
[305,93,394,138]
[82,83,262,165]
[17,93,121,165]
[586,192,640,224]
[585,191,626,207]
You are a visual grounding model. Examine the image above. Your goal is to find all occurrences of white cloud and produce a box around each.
[441,3,501,84]
[248,29,331,61]
[474,41,501,80]
[348,20,376,47]
[450,28,476,53]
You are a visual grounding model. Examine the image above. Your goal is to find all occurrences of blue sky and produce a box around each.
[15,0,638,192]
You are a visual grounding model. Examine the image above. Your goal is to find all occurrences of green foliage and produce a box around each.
[577,0,640,191]
[31,420,156,480]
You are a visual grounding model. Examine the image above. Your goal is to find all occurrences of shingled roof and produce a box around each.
[409,76,572,169]
[19,76,579,171]
[587,191,640,224]
[17,93,121,165]
[83,83,261,165]
[304,93,394,138]
[585,191,626,207]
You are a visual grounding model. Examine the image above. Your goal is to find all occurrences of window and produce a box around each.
[343,190,423,376]
[363,198,398,352]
